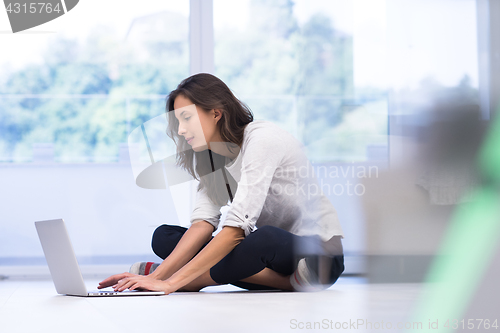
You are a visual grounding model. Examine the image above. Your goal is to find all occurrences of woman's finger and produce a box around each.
[115,279,128,291]
[114,278,129,291]
[99,272,133,288]
[130,281,143,291]
[119,278,137,292]
[127,279,142,291]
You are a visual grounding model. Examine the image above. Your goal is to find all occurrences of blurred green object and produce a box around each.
[410,188,500,332]
[478,104,500,185]
[410,104,500,333]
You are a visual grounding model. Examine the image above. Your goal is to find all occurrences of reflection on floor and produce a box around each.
[0,277,424,333]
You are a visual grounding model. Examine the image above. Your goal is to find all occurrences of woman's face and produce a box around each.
[174,94,221,152]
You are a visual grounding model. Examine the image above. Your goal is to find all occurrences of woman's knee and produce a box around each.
[329,254,345,284]
[249,225,281,242]
[151,224,187,259]
[240,225,293,255]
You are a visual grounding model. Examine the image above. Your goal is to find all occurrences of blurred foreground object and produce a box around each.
[362,101,487,283]
[410,104,500,332]
[415,102,485,205]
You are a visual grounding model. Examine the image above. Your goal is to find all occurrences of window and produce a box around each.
[214,0,387,163]
[0,1,189,272]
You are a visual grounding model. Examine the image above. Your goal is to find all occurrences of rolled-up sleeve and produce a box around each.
[190,187,222,231]
[222,135,286,236]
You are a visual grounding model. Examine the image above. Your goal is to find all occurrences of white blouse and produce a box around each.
[190,120,344,248]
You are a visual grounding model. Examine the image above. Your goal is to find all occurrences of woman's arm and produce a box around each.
[148,220,214,280]
[113,225,244,293]
[97,220,214,290]
[165,225,244,291]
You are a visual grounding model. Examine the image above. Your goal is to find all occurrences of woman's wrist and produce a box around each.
[148,272,159,280]
[148,263,171,280]
[164,277,181,292]
[161,279,176,293]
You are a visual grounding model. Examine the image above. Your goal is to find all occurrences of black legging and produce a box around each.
[151,224,345,290]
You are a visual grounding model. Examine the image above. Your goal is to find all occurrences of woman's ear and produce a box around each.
[213,109,222,124]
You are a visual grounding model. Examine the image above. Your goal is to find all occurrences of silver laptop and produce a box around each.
[35,218,165,297]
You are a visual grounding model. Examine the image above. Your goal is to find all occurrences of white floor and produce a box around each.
[0,277,423,333]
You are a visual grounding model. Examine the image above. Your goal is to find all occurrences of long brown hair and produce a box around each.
[166,73,253,206]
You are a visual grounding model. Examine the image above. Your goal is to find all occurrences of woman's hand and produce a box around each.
[112,274,175,294]
[98,272,138,290]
